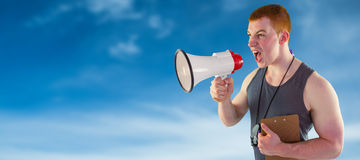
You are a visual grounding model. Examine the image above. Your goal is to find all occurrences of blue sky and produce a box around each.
[0,0,359,159]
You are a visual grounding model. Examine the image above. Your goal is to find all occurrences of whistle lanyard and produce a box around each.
[254,56,295,125]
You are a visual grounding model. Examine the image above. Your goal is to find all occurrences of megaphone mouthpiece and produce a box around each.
[228,50,243,73]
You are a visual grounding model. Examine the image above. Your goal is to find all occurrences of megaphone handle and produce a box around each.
[215,74,229,87]
[215,74,228,80]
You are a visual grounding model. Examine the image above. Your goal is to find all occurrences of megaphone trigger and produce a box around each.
[215,74,228,80]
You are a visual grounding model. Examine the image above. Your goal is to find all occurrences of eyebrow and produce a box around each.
[247,29,266,36]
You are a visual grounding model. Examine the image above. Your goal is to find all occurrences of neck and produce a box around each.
[267,46,293,77]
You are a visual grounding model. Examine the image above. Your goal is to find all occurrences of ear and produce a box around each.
[279,31,289,45]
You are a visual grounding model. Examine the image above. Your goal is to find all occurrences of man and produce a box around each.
[210,4,344,159]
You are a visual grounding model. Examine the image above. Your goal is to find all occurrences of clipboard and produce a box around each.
[261,114,300,160]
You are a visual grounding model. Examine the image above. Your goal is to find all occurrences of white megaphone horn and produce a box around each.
[175,49,243,93]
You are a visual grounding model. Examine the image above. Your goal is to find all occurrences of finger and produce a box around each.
[226,77,234,90]
[210,86,225,95]
[214,84,227,91]
[225,77,233,84]
[210,88,218,97]
[258,132,264,138]
[213,77,222,83]
[212,95,224,102]
[214,77,226,85]
[259,148,265,155]
[257,142,264,153]
[257,133,264,145]
[261,123,274,136]
[210,88,225,100]
[211,82,227,92]
[258,147,264,154]
[212,82,226,90]
[210,81,226,92]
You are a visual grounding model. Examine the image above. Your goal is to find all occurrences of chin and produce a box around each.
[257,63,267,68]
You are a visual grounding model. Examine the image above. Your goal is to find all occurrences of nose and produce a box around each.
[248,37,258,48]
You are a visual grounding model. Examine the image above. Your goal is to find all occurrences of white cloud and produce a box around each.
[307,122,360,142]
[50,65,135,91]
[301,19,360,56]
[25,4,73,27]
[291,0,318,31]
[321,62,360,85]
[344,123,360,142]
[51,66,107,89]
[1,97,358,160]
[148,15,174,39]
[109,35,141,59]
[149,15,162,29]
[0,103,253,160]
[222,0,247,12]
[26,0,143,27]
[86,0,142,20]
[289,0,360,87]
[291,0,360,55]
[25,1,175,40]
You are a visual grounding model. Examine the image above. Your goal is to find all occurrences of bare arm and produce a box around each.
[210,69,258,126]
[280,72,344,159]
[258,72,344,159]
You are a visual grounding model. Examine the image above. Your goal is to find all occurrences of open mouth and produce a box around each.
[253,51,262,63]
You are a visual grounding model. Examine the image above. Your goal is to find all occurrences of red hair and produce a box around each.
[249,4,291,35]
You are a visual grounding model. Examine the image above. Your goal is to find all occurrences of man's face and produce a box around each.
[247,17,280,68]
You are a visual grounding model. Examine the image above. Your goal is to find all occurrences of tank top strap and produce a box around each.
[290,63,314,90]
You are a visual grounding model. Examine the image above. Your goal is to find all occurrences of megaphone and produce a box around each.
[175,49,243,93]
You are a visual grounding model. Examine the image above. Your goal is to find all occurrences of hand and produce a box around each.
[258,123,283,156]
[210,77,234,102]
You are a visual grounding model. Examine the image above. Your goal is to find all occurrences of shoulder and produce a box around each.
[304,71,338,111]
[232,68,260,107]
[306,71,333,93]
[242,68,260,89]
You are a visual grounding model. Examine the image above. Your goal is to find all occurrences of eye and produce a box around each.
[257,34,265,38]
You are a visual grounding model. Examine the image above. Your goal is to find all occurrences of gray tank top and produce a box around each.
[247,62,314,160]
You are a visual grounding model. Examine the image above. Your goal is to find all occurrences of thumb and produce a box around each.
[261,123,275,136]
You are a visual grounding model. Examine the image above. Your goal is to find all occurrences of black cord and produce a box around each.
[255,56,295,124]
